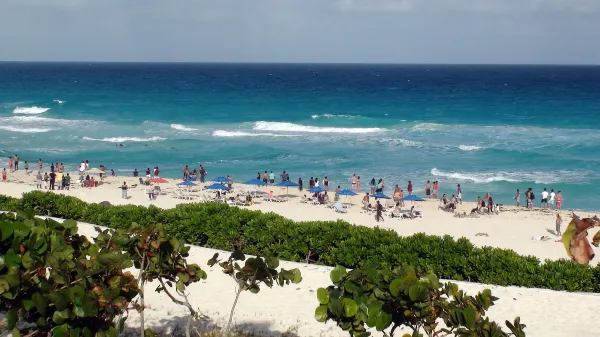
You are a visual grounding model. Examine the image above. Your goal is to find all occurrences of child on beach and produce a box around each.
[514,189,521,207]
[555,213,563,237]
[2,168,6,181]
[8,157,13,172]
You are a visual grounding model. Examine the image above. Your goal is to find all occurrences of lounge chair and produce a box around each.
[334,202,347,213]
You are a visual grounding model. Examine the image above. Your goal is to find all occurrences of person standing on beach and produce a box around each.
[556,191,563,209]
[407,180,413,196]
[269,171,275,185]
[375,201,384,222]
[280,171,286,182]
[200,165,207,183]
[35,171,42,189]
[541,188,549,209]
[2,168,6,181]
[309,177,314,189]
[324,176,329,191]
[549,189,556,209]
[425,180,431,199]
[24,161,29,174]
[350,174,357,191]
[37,159,42,171]
[13,154,18,170]
[357,176,361,192]
[370,178,376,194]
[65,173,71,190]
[457,184,462,204]
[43,172,49,189]
[298,177,303,191]
[514,189,521,207]
[8,157,13,173]
[434,181,440,199]
[121,181,128,199]
[49,171,56,190]
[555,213,563,236]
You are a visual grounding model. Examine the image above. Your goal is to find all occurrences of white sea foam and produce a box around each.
[13,106,51,114]
[82,136,165,143]
[411,122,446,131]
[253,121,385,134]
[458,145,482,151]
[310,114,355,119]
[0,126,53,133]
[431,168,581,184]
[212,130,295,138]
[376,138,423,147]
[53,100,66,104]
[170,124,198,132]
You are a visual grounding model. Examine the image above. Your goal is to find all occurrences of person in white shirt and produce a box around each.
[549,189,556,209]
[541,188,549,209]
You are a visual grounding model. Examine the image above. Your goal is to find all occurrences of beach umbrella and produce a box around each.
[177,180,197,187]
[277,180,299,193]
[150,177,168,184]
[371,192,391,199]
[400,195,425,202]
[214,176,230,183]
[205,183,230,191]
[243,178,266,186]
[308,186,325,193]
[336,189,357,196]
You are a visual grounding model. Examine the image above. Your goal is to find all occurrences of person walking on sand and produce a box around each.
[36,171,42,189]
[375,200,384,222]
[514,189,521,207]
[555,213,563,237]
[457,184,463,204]
[425,180,431,199]
[407,180,413,196]
[121,181,128,199]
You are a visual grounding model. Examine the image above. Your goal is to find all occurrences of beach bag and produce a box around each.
[531,193,535,200]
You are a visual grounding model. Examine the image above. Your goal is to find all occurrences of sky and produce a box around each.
[1,0,599,64]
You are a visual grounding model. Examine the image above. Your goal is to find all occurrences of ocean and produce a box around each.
[1,63,600,210]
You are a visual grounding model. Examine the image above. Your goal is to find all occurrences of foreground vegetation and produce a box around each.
[1,210,525,337]
[0,192,599,293]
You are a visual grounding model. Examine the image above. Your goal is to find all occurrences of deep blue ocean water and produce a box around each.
[1,63,600,210]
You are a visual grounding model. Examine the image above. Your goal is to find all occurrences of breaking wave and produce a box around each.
[253,121,386,134]
[212,130,296,138]
[170,124,198,132]
[82,136,165,143]
[0,126,53,133]
[13,106,51,114]
[310,114,356,119]
[458,145,483,151]
[431,168,582,184]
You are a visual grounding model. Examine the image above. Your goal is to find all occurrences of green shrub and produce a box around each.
[2,191,600,293]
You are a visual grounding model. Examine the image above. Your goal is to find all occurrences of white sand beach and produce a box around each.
[2,170,600,336]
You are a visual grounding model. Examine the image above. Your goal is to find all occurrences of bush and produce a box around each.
[2,191,600,293]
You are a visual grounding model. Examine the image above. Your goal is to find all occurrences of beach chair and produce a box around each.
[334,202,347,213]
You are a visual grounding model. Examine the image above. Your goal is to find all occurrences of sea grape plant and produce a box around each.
[92,223,207,337]
[0,211,139,337]
[207,250,303,334]
[315,264,526,337]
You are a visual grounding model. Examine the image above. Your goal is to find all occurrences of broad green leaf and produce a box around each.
[330,265,347,284]
[375,311,392,331]
[343,298,358,318]
[317,288,330,304]
[265,256,280,268]
[177,272,190,284]
[6,309,17,330]
[315,305,328,322]
[11,328,20,337]
[21,252,33,269]
[231,250,245,261]
[32,292,49,316]
[464,305,477,329]
[328,297,344,317]
[1,224,14,241]
[409,284,428,302]
[97,253,125,265]
[424,273,440,289]
[82,295,99,316]
[4,249,21,268]
[73,305,85,317]
[389,278,404,297]
[52,324,69,337]
[52,309,70,324]
[49,292,69,311]
[291,268,302,283]
[22,299,35,311]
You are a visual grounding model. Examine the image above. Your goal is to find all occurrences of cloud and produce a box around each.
[333,0,600,13]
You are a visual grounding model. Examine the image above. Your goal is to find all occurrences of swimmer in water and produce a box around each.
[167,147,175,150]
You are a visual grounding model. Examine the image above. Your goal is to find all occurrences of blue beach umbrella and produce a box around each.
[336,189,357,196]
[371,192,391,199]
[400,195,425,202]
[213,176,230,183]
[276,180,299,193]
[244,178,266,186]
[308,186,326,193]
[177,180,197,187]
[205,183,230,191]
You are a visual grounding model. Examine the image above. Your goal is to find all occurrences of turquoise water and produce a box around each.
[1,63,600,210]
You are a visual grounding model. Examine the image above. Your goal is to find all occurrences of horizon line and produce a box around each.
[0,60,599,67]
